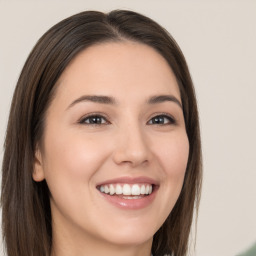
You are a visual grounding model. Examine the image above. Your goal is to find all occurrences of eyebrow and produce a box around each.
[67,94,182,110]
[147,95,182,108]
[67,95,116,110]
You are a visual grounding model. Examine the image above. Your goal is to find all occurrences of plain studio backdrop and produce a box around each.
[0,0,255,255]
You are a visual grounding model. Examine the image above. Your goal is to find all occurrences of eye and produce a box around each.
[148,114,176,125]
[79,115,109,125]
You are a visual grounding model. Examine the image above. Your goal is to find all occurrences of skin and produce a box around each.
[33,41,189,256]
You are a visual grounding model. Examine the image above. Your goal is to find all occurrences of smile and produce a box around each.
[98,183,153,196]
[96,177,158,209]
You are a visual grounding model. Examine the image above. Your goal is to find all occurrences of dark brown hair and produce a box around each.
[1,10,202,256]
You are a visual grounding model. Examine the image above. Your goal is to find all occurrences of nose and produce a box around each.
[112,123,151,168]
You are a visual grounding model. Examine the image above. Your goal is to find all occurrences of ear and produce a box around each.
[33,147,45,182]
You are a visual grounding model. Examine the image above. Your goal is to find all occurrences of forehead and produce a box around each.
[54,41,181,104]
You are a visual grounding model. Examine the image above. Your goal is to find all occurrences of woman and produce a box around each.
[1,10,202,256]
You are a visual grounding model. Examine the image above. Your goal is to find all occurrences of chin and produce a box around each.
[104,231,153,246]
[95,219,158,246]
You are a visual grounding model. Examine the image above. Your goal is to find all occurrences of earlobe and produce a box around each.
[33,148,45,182]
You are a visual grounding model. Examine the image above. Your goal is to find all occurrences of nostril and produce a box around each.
[112,150,150,167]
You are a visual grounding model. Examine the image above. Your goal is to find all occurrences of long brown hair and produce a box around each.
[1,10,202,256]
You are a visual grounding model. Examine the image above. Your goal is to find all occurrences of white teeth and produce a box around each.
[109,184,115,195]
[104,185,109,194]
[99,183,154,196]
[123,184,131,195]
[131,184,140,195]
[115,184,122,194]
[123,196,142,199]
[145,185,149,194]
[140,185,146,194]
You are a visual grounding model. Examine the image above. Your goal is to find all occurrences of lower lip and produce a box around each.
[98,187,158,210]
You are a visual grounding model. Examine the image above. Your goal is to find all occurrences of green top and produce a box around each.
[237,243,256,256]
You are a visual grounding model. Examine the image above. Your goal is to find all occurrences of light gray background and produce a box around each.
[0,1,255,255]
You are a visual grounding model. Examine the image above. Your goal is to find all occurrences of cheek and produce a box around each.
[156,132,189,177]
[43,129,106,175]
[41,129,114,229]
[154,132,189,202]
[41,129,111,202]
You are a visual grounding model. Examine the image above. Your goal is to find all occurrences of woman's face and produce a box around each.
[33,41,189,248]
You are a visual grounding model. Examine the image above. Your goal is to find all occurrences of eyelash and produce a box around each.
[147,113,176,125]
[78,113,176,126]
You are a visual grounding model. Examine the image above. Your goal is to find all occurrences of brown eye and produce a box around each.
[148,115,176,125]
[80,115,109,125]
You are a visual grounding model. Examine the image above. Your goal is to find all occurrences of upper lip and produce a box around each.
[96,176,158,186]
